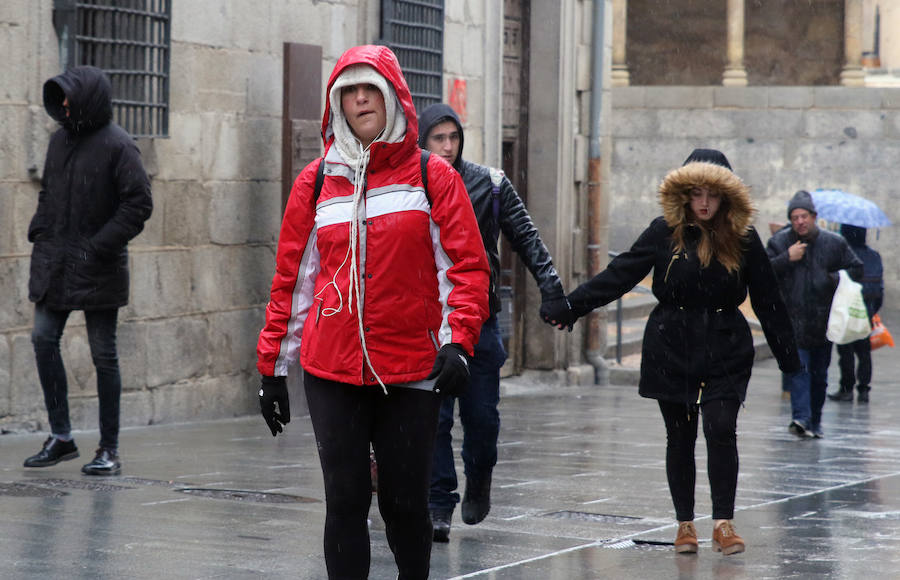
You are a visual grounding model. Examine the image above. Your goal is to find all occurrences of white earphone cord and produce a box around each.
[313,143,387,393]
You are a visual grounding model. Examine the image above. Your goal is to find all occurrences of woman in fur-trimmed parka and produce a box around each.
[552,149,801,555]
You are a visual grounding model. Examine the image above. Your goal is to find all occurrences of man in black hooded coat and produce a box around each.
[24,66,153,475]
[418,103,571,542]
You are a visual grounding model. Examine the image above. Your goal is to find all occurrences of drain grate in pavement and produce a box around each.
[0,482,69,498]
[175,488,319,504]
[117,476,194,488]
[603,539,672,551]
[27,478,134,492]
[541,510,642,523]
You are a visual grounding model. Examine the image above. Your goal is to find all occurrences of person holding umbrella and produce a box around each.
[829,223,883,403]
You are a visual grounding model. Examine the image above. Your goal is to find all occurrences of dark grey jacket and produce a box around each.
[766,226,863,348]
[418,104,563,315]
[28,66,153,310]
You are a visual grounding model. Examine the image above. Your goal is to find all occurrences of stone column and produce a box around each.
[611,0,629,86]
[722,0,748,86]
[841,0,866,86]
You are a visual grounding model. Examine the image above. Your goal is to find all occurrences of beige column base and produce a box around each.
[611,66,630,87]
[840,67,866,86]
[722,67,748,86]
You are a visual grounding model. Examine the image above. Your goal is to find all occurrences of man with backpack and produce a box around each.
[418,103,572,542]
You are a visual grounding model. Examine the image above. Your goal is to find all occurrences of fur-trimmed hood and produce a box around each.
[658,152,756,273]
[659,160,755,234]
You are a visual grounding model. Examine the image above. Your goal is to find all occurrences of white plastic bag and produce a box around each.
[826,270,872,345]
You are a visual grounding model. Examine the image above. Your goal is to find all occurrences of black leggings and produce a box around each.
[658,398,741,521]
[304,373,442,580]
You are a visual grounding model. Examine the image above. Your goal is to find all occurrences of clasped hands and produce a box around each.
[540,293,576,331]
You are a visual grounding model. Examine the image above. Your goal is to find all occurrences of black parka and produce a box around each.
[766,224,863,348]
[568,160,801,404]
[28,66,153,310]
[418,104,563,315]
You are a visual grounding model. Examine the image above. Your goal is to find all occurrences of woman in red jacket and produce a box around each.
[256,45,489,579]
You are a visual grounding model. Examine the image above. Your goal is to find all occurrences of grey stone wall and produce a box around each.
[609,85,900,311]
[627,0,844,86]
[0,0,495,433]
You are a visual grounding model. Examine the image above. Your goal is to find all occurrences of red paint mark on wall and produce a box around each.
[448,79,467,124]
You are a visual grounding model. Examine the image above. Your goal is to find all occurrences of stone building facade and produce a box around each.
[0,0,596,431]
[605,0,900,329]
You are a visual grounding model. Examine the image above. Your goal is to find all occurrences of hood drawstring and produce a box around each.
[313,140,388,394]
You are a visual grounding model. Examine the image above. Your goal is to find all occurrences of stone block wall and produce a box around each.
[609,86,900,311]
[626,0,844,86]
[0,0,493,432]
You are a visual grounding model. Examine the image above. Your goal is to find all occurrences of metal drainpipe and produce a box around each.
[586,0,609,384]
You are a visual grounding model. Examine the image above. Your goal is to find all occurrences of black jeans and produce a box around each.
[304,373,441,580]
[658,398,741,521]
[837,337,872,390]
[31,303,121,449]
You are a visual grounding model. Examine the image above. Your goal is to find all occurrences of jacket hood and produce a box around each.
[44,66,113,134]
[659,158,754,235]
[840,223,867,246]
[659,150,755,273]
[417,103,465,171]
[321,45,417,156]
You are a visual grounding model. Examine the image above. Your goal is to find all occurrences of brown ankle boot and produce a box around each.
[674,521,698,553]
[712,521,745,555]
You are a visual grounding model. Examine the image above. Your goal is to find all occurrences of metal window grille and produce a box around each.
[54,0,171,138]
[381,0,444,114]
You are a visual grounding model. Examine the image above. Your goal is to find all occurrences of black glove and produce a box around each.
[259,375,290,436]
[540,295,576,331]
[427,343,470,397]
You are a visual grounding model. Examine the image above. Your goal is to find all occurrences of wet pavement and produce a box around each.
[2,347,900,579]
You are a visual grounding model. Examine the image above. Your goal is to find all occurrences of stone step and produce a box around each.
[607,288,658,320]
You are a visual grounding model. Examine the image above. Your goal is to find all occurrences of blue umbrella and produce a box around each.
[809,189,892,228]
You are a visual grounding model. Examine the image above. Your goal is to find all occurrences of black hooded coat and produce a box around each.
[417,104,564,315]
[28,66,153,310]
[568,151,801,404]
[839,224,883,318]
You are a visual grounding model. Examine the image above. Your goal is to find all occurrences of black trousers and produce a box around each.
[837,337,872,390]
[304,373,442,580]
[32,303,121,449]
[658,398,741,521]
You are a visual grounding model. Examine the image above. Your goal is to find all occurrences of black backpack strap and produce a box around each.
[314,154,428,205]
[488,167,504,239]
[420,149,431,204]
[312,157,326,203]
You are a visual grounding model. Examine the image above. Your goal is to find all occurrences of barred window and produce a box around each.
[53,0,171,138]
[381,0,444,113]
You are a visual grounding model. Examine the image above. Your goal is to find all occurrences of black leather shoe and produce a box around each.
[827,389,853,402]
[857,386,870,403]
[431,509,452,542]
[461,476,491,525]
[82,448,121,476]
[24,437,79,467]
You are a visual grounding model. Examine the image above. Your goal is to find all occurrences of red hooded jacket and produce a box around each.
[257,45,489,386]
